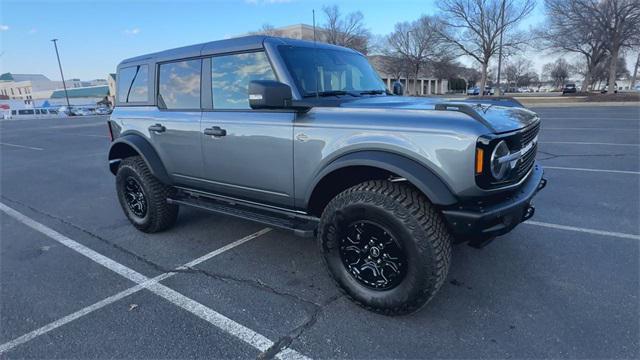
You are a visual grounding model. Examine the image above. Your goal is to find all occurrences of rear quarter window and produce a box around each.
[117,64,149,103]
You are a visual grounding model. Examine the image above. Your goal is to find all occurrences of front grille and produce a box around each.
[516,142,537,179]
[515,122,540,180]
[520,121,540,147]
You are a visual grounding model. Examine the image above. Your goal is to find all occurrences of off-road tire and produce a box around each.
[318,180,452,315]
[116,156,178,233]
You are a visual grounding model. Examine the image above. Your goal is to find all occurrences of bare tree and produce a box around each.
[632,52,640,89]
[377,54,411,82]
[503,57,534,87]
[591,56,630,89]
[387,16,445,95]
[593,0,640,91]
[543,58,572,88]
[249,23,284,37]
[437,0,535,93]
[539,0,608,91]
[322,5,371,54]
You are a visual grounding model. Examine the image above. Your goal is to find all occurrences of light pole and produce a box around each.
[51,39,71,108]
[496,0,506,96]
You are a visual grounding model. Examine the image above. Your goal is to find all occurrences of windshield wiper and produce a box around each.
[303,90,361,98]
[359,89,386,95]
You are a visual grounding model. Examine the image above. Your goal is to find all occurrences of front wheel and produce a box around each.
[318,180,452,315]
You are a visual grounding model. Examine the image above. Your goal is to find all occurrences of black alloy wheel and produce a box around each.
[124,176,147,218]
[339,220,407,290]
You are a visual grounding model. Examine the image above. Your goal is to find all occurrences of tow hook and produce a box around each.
[522,205,535,221]
[537,178,548,191]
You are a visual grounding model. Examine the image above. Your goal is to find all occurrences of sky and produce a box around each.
[0,0,564,82]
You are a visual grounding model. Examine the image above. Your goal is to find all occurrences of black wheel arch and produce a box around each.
[305,151,458,216]
[108,134,171,184]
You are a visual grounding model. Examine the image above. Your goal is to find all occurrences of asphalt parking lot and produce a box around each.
[1,104,639,359]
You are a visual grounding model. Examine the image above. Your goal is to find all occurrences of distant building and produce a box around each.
[369,55,449,95]
[0,72,116,109]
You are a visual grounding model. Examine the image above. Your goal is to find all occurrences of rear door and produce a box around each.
[200,51,295,207]
[152,59,204,185]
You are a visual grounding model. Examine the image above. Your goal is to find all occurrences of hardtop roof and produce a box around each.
[118,35,359,67]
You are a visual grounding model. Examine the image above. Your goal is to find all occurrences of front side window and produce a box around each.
[117,64,148,103]
[158,59,202,109]
[211,52,276,109]
[278,46,386,97]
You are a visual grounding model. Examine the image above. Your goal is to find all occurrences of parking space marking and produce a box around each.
[0,142,44,151]
[540,141,640,147]
[543,166,640,175]
[0,203,310,358]
[525,220,640,240]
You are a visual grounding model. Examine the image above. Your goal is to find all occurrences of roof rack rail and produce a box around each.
[434,103,494,131]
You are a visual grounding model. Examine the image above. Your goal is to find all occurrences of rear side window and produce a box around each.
[158,59,202,109]
[118,64,149,103]
[211,52,275,109]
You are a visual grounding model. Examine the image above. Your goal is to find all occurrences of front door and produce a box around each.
[200,51,294,207]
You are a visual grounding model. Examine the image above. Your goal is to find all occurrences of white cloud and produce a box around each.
[0,25,9,31]
[123,28,141,35]
[245,0,292,4]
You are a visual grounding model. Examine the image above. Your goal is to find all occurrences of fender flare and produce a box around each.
[108,134,171,184]
[305,151,458,207]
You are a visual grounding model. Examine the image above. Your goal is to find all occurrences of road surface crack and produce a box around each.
[258,295,343,359]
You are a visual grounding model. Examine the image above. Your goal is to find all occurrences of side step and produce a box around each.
[167,189,319,237]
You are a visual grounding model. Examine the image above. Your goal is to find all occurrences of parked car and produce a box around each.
[4,108,57,119]
[562,84,577,94]
[96,106,113,115]
[600,84,618,94]
[466,86,480,95]
[483,86,495,95]
[108,35,546,315]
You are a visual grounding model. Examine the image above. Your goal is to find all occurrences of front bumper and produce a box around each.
[442,163,547,242]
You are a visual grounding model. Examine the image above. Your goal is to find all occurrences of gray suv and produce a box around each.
[108,36,546,315]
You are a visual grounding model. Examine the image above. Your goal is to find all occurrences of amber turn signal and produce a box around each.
[475,148,484,174]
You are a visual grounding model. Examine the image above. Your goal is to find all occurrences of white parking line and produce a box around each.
[0,203,309,358]
[0,142,44,151]
[540,141,640,147]
[525,221,640,241]
[543,166,640,175]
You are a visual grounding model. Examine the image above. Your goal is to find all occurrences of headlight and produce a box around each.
[490,140,510,180]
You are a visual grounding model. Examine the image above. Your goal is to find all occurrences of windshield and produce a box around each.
[278,45,386,97]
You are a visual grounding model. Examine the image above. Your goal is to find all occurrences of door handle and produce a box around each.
[203,126,227,137]
[148,124,166,133]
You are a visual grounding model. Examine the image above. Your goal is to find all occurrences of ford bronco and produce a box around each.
[108,36,546,315]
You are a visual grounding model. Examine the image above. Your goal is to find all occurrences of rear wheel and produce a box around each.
[318,180,452,315]
[116,156,178,233]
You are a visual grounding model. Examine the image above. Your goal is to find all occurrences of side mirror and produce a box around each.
[249,80,293,109]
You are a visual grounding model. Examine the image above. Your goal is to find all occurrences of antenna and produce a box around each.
[312,9,319,98]
[312,9,317,43]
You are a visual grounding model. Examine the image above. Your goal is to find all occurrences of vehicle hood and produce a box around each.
[339,96,539,133]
